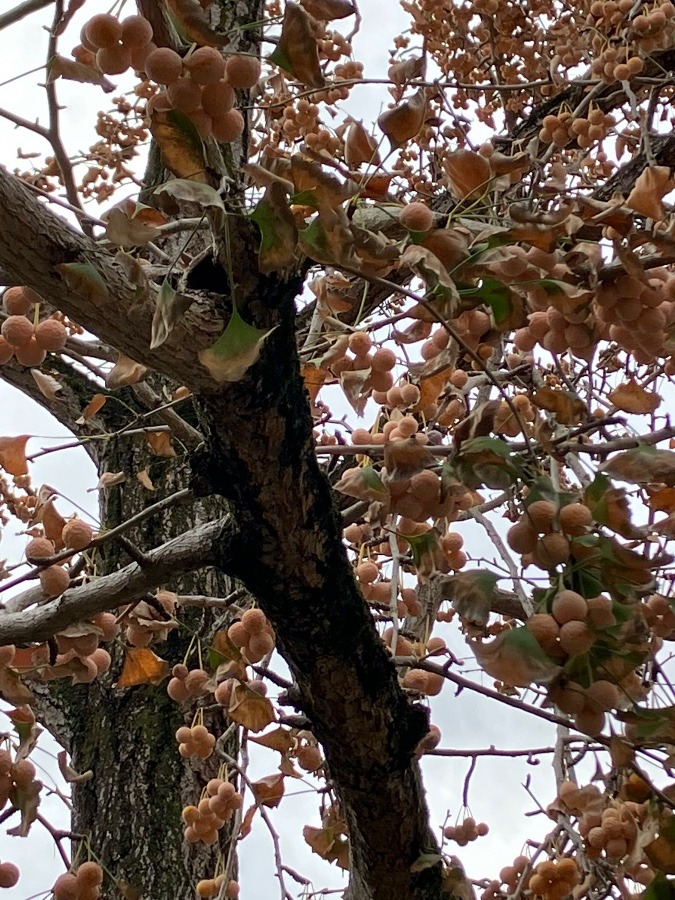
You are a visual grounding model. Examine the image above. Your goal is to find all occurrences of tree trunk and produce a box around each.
[46,397,240,899]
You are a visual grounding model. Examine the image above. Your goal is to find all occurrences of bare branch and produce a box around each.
[0,518,235,644]
[0,0,53,31]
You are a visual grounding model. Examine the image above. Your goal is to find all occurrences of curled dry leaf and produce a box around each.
[146,430,176,458]
[601,447,675,486]
[388,55,425,84]
[378,87,427,150]
[228,682,276,732]
[151,279,192,350]
[333,465,387,500]
[47,54,115,92]
[198,304,277,383]
[103,201,166,248]
[469,627,560,688]
[608,379,661,415]
[94,471,126,490]
[251,772,285,807]
[8,705,42,761]
[57,750,93,784]
[105,356,148,390]
[626,166,675,221]
[0,435,30,476]
[344,120,381,168]
[136,468,155,491]
[384,437,436,481]
[443,149,492,200]
[250,182,298,274]
[269,2,325,88]
[30,369,63,402]
[56,262,107,303]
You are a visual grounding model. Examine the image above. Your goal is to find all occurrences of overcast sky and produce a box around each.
[0,2,565,897]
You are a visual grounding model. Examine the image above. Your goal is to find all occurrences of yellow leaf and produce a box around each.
[608,378,661,414]
[149,109,209,183]
[76,393,107,424]
[532,385,586,425]
[115,647,169,688]
[0,435,30,476]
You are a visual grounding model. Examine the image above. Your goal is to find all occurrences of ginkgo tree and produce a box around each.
[2,0,675,897]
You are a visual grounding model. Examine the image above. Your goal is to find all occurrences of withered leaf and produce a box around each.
[105,356,147,390]
[228,682,276,732]
[269,2,325,88]
[0,435,30,476]
[532,385,586,426]
[608,379,661,415]
[47,54,115,92]
[115,647,170,688]
[378,87,427,150]
[251,772,285,807]
[443,149,492,200]
[150,109,208,182]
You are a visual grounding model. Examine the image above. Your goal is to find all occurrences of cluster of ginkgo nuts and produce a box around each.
[196,874,240,898]
[538,108,615,148]
[74,12,260,142]
[527,857,581,900]
[227,608,276,663]
[176,724,217,760]
[51,862,104,900]
[0,286,68,367]
[558,781,643,862]
[26,518,94,599]
[182,778,243,845]
[324,330,397,398]
[443,817,489,846]
[506,499,593,569]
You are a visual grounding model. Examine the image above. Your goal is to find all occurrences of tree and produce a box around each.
[2,0,675,897]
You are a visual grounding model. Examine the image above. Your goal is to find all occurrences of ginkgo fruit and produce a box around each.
[201,81,235,116]
[185,47,226,85]
[211,109,245,143]
[551,590,587,624]
[3,285,37,315]
[1,315,33,347]
[0,862,19,888]
[167,77,203,113]
[120,15,153,49]
[25,536,55,560]
[399,202,433,232]
[96,45,132,76]
[145,48,184,85]
[39,565,70,597]
[14,337,46,367]
[224,54,261,88]
[62,518,94,550]
[34,318,68,351]
[0,337,13,364]
[84,14,122,49]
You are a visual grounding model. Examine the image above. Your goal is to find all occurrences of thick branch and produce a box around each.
[0,519,232,644]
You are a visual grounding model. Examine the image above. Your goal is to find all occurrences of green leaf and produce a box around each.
[56,262,107,303]
[198,303,277,383]
[250,183,298,274]
[439,569,500,626]
[406,530,440,571]
[149,109,208,182]
[641,871,675,897]
[469,276,525,330]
